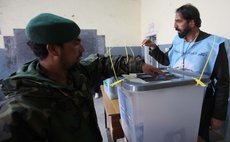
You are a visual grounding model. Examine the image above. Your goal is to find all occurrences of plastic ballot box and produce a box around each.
[117,70,210,142]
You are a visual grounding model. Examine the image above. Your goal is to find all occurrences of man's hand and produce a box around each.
[141,63,164,76]
[141,39,157,48]
[210,118,224,130]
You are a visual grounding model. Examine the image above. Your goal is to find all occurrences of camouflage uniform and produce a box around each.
[0,54,144,142]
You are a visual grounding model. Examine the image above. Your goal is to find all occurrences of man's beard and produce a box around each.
[177,27,191,38]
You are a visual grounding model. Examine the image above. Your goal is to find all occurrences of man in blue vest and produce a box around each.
[142,4,229,142]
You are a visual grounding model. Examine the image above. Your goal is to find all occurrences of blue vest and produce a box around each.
[168,35,225,76]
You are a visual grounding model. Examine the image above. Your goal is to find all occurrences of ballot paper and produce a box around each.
[122,74,148,84]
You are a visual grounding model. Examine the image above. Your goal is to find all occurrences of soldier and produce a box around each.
[0,13,163,142]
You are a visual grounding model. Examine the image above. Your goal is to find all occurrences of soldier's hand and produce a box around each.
[141,63,164,76]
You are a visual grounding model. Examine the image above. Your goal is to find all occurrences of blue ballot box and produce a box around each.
[117,70,210,142]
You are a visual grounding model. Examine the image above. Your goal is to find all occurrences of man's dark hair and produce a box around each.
[176,4,201,27]
[27,41,63,60]
[27,41,48,60]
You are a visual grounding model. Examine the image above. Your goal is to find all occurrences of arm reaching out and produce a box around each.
[141,63,165,76]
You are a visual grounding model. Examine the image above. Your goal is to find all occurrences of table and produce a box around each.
[101,85,124,142]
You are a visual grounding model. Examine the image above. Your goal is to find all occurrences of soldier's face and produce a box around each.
[59,37,85,69]
[174,12,192,38]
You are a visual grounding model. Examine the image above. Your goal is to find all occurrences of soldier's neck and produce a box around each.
[40,60,68,85]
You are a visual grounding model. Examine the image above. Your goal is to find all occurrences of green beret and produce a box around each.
[25,13,80,44]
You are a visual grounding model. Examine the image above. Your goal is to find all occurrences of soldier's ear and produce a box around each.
[46,44,60,57]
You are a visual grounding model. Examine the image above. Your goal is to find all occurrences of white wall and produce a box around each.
[1,0,229,46]
[0,0,141,46]
[141,0,230,44]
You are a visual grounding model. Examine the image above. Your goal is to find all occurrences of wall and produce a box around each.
[0,0,141,47]
[141,0,230,44]
[1,0,230,46]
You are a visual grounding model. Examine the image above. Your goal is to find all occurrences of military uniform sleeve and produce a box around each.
[0,97,48,142]
[211,42,229,120]
[78,53,144,86]
[149,46,171,66]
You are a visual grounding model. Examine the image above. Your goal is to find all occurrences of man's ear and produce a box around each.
[46,44,60,56]
[189,20,195,27]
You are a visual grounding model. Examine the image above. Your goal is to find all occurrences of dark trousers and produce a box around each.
[198,88,215,142]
